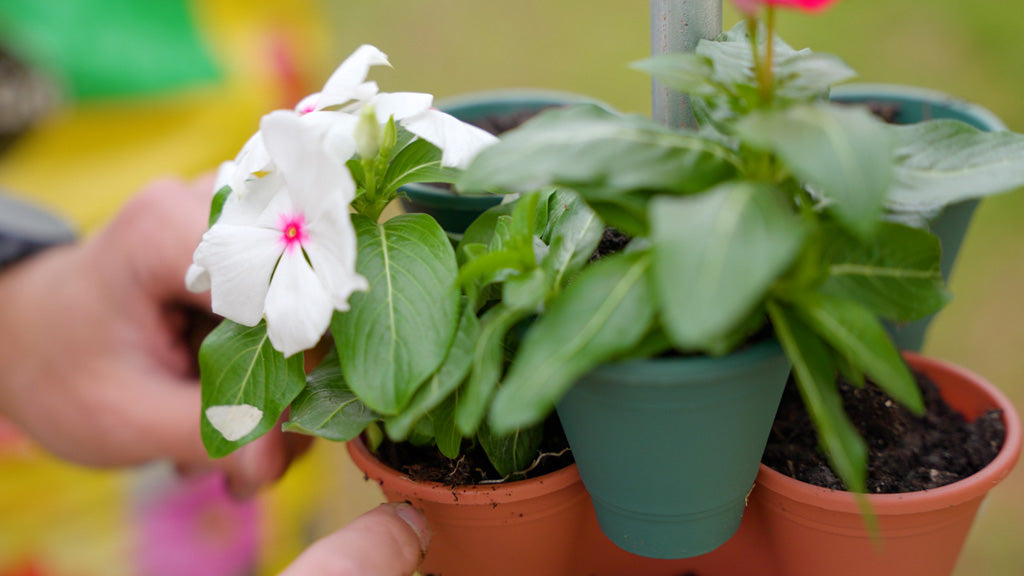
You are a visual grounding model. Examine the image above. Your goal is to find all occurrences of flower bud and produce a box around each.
[355,103,381,159]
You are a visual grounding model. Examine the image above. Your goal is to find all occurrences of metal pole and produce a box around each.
[650,0,722,129]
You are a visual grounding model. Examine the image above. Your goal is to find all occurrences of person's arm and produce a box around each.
[0,178,305,496]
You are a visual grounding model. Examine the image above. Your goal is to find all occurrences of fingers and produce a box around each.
[103,175,215,310]
[279,503,431,576]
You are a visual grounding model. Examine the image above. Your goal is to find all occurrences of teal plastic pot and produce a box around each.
[555,339,791,559]
[831,84,1008,351]
[400,90,603,235]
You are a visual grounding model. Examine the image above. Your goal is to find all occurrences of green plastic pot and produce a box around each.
[555,338,791,559]
[830,84,1008,351]
[399,90,604,235]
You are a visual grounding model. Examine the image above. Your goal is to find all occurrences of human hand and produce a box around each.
[0,177,308,496]
[280,503,431,576]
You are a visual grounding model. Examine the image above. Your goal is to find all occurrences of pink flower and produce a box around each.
[733,0,839,15]
[136,474,259,576]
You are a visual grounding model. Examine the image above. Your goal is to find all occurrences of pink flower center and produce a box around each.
[279,214,309,253]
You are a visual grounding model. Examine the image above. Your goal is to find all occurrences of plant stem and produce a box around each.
[753,7,777,105]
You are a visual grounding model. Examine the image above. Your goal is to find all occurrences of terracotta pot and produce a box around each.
[346,438,589,576]
[751,352,1022,576]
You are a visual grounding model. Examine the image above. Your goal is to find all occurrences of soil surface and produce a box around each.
[762,369,1005,493]
[375,416,574,485]
[590,227,631,261]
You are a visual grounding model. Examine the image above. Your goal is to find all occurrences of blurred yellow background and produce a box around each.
[0,0,1021,574]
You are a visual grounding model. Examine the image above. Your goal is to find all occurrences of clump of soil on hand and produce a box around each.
[763,370,1005,493]
[374,416,574,486]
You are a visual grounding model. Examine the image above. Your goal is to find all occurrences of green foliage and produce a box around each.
[199,320,306,458]
[489,251,656,433]
[332,213,460,415]
[451,18,1024,494]
[198,15,1024,494]
[283,349,379,442]
[650,182,805,351]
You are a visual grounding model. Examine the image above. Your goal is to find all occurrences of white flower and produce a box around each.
[189,110,367,357]
[299,44,498,168]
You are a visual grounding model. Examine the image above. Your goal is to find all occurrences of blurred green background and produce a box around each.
[320,1,1024,573]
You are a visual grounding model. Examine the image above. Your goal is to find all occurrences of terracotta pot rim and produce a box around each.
[755,352,1022,514]
[346,437,582,505]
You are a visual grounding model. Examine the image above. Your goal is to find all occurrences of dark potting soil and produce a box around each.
[590,227,632,262]
[375,415,574,485]
[762,370,1005,493]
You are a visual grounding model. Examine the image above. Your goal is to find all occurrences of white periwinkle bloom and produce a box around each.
[298,44,498,168]
[188,109,367,357]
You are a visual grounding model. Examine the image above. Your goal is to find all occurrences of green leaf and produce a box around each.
[489,251,656,433]
[384,308,479,440]
[735,103,893,239]
[775,53,856,102]
[478,420,543,478]
[458,104,741,196]
[208,185,231,227]
[383,138,458,195]
[542,190,604,289]
[630,53,719,98]
[332,213,460,415]
[502,267,550,312]
[886,119,1024,213]
[572,186,651,238]
[650,182,806,350]
[767,301,868,493]
[794,292,923,413]
[429,394,462,459]
[819,222,948,322]
[455,304,528,436]
[283,350,380,442]
[199,320,305,458]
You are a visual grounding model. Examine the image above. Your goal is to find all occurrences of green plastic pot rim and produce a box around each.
[583,337,784,383]
[433,88,609,112]
[346,436,582,506]
[755,352,1022,515]
[402,89,607,203]
[831,83,1008,132]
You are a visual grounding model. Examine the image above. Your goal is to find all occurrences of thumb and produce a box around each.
[279,503,431,576]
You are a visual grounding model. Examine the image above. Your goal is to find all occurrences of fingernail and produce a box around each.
[394,502,431,553]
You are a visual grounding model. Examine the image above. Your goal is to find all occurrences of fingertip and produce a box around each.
[392,502,431,554]
[279,503,430,576]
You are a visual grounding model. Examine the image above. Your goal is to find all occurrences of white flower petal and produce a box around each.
[185,263,210,293]
[193,224,282,326]
[305,204,368,311]
[295,93,320,114]
[371,92,433,123]
[401,108,499,168]
[213,160,237,194]
[264,248,334,357]
[260,110,357,211]
[318,45,389,109]
[205,404,263,441]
